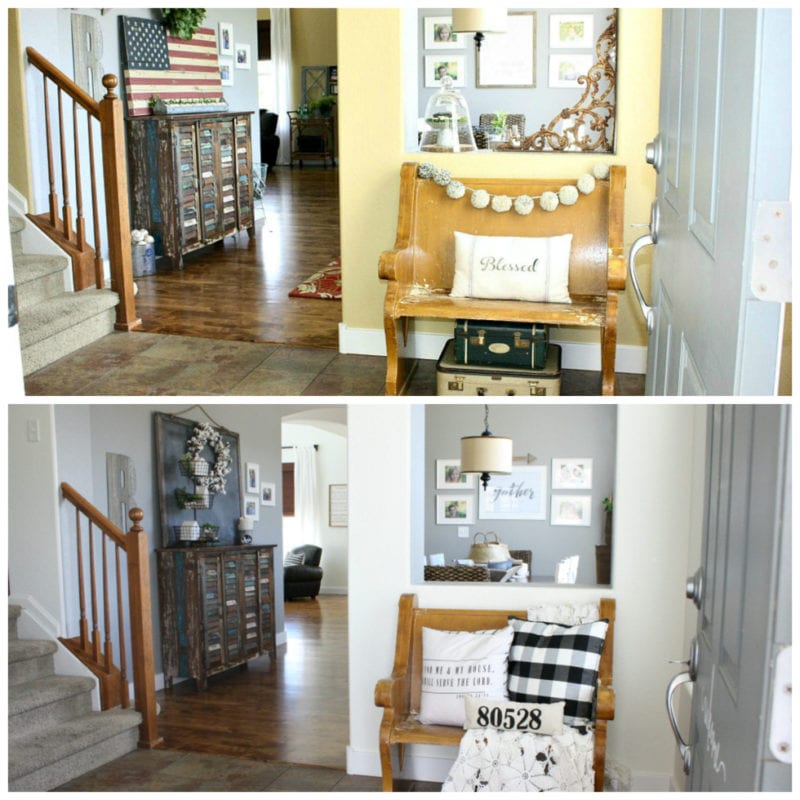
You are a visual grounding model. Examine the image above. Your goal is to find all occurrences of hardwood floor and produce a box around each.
[133,167,342,348]
[155,595,348,769]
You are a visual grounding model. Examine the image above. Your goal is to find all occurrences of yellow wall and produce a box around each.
[291,8,337,110]
[338,8,662,350]
[8,9,33,205]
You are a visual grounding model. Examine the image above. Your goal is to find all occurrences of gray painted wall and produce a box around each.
[52,404,286,682]
[423,404,616,584]
[416,8,614,143]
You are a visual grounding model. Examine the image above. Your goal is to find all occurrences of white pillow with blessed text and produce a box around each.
[450,231,573,303]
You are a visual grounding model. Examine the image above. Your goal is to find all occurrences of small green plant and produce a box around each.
[175,487,203,508]
[602,496,613,513]
[489,110,508,134]
[308,95,337,116]
[161,9,206,40]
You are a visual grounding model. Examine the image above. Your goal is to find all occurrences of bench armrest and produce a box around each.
[375,672,410,713]
[379,248,415,284]
[597,682,615,721]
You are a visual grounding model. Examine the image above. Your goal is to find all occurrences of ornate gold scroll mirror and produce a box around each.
[503,10,617,153]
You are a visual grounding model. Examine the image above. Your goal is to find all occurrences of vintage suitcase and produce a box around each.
[437,339,561,396]
[453,320,549,369]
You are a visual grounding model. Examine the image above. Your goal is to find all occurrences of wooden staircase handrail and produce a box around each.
[24,47,140,330]
[60,482,127,548]
[26,47,100,117]
[60,482,162,749]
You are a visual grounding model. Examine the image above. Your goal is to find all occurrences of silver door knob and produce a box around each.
[646,136,663,173]
[628,232,656,334]
[686,568,703,609]
[666,671,693,774]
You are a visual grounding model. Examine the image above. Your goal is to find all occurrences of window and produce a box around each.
[282,462,295,517]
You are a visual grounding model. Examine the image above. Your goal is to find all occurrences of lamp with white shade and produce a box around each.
[451,7,508,50]
[460,405,513,490]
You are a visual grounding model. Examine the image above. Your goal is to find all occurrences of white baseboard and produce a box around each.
[338,323,647,374]
[320,587,348,596]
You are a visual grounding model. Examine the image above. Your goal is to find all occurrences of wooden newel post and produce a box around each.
[125,507,163,748]
[98,74,141,332]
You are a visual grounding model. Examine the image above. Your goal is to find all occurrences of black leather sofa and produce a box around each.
[284,544,323,600]
[260,110,280,168]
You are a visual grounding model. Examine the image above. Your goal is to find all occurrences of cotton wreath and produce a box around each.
[185,423,232,494]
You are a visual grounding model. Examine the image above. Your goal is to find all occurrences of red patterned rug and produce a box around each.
[288,258,342,300]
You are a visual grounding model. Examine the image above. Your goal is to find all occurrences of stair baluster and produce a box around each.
[59,482,162,748]
[24,48,138,326]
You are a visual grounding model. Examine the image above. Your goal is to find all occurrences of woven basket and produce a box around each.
[468,532,511,564]
[424,565,490,582]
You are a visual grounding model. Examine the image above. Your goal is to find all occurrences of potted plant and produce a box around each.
[308,95,337,117]
[161,9,206,40]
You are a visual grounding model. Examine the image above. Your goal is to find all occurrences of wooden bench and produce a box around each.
[374,593,615,791]
[378,163,626,395]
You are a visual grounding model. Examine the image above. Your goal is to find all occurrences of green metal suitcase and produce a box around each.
[437,339,562,396]
[453,320,549,369]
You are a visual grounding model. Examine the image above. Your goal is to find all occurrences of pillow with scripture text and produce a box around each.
[450,231,573,303]
[418,625,514,726]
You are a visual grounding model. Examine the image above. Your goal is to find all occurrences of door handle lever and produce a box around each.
[666,670,693,774]
[628,232,656,334]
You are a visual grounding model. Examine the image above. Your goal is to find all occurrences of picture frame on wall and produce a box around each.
[549,14,595,49]
[245,462,260,493]
[260,482,276,506]
[243,496,260,522]
[235,43,251,70]
[218,22,234,56]
[436,494,476,525]
[551,458,593,490]
[219,59,233,86]
[551,494,592,526]
[435,459,477,490]
[476,11,536,88]
[478,465,547,520]
[424,55,466,88]
[548,53,594,88]
[329,484,348,527]
[423,16,463,50]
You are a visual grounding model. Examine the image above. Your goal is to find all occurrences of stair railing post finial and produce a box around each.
[97,72,140,331]
[125,507,163,748]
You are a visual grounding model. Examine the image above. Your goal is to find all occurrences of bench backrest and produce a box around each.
[394,163,625,297]
[396,594,615,715]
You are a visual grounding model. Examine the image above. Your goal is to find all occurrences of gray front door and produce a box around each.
[667,405,791,790]
[630,10,791,395]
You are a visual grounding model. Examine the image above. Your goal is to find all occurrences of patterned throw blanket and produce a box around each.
[442,726,595,792]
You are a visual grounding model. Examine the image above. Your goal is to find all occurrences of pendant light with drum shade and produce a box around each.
[450,7,507,50]
[460,405,513,490]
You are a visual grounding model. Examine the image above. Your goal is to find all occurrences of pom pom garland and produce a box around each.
[415,161,612,216]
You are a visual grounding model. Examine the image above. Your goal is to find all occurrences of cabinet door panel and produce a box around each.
[235,117,254,228]
[199,556,224,673]
[258,550,274,646]
[173,123,201,248]
[197,122,222,241]
[216,120,238,235]
[222,555,243,663]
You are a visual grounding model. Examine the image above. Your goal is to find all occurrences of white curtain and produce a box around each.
[270,9,292,166]
[294,445,320,546]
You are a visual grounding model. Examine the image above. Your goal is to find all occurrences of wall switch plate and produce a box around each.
[26,419,40,443]
[457,526,470,538]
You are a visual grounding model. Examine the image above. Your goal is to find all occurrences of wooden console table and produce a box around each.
[288,111,336,167]
[127,112,255,269]
[156,544,276,690]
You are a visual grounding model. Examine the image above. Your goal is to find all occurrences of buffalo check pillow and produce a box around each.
[506,617,609,728]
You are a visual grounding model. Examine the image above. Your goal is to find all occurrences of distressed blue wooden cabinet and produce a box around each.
[156,545,276,690]
[127,112,254,269]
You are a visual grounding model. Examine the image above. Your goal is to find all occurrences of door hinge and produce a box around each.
[751,201,791,303]
[768,646,791,764]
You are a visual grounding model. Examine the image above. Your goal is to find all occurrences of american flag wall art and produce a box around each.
[121,17,224,117]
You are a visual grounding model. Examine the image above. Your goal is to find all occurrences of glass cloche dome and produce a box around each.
[420,76,477,153]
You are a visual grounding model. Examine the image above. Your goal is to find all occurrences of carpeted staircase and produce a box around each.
[10,213,119,375]
[8,604,142,791]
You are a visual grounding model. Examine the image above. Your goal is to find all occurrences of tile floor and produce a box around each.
[54,748,441,792]
[24,332,645,396]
